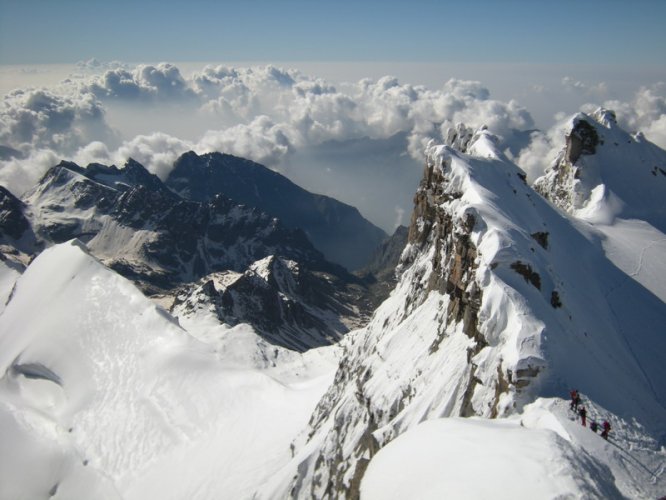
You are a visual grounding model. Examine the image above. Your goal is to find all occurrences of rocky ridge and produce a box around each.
[172,255,369,351]
[535,108,666,230]
[264,125,666,499]
[4,157,373,349]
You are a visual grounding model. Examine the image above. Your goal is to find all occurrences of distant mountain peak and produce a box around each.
[166,150,387,270]
[535,108,666,230]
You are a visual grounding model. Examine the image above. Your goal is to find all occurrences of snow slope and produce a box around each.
[362,397,665,499]
[268,127,666,499]
[0,240,338,499]
[535,108,666,301]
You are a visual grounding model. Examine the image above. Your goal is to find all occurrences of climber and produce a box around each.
[579,406,587,427]
[601,420,611,440]
[569,389,580,411]
[590,421,599,433]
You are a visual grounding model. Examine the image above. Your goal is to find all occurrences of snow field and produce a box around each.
[362,397,666,499]
[0,240,339,499]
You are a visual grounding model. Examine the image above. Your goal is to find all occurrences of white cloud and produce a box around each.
[592,84,666,148]
[85,63,196,101]
[114,133,193,180]
[0,63,539,229]
[0,88,118,155]
[20,62,666,232]
[0,148,61,196]
[197,116,291,167]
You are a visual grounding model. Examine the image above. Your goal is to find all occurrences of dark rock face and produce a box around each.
[173,256,369,351]
[534,116,601,213]
[510,261,542,290]
[355,225,408,307]
[0,186,40,256]
[166,151,387,270]
[0,186,31,242]
[566,119,599,164]
[531,231,549,249]
[406,156,482,341]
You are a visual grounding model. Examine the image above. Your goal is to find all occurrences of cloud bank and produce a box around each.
[515,84,666,181]
[1,62,665,229]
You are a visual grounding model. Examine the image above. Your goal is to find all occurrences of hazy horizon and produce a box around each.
[2,0,665,231]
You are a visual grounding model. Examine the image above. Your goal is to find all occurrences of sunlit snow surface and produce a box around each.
[1,112,666,498]
[0,241,338,499]
[259,130,666,499]
[362,398,665,500]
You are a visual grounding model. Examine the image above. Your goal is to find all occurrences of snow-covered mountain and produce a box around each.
[166,151,388,270]
[535,108,666,230]
[1,157,376,349]
[1,109,665,499]
[0,240,340,499]
[535,108,666,302]
[261,120,666,499]
[172,254,369,351]
[22,159,329,293]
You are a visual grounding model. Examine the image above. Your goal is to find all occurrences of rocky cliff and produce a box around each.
[535,108,666,231]
[265,127,666,499]
[172,255,369,351]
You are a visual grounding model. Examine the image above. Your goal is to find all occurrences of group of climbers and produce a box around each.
[569,389,611,439]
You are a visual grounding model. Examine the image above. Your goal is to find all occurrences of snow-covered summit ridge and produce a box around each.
[362,397,665,499]
[273,118,666,499]
[535,107,666,230]
[0,239,340,499]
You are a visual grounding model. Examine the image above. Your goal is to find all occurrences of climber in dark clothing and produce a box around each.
[579,406,587,427]
[601,420,611,440]
[590,421,598,433]
[570,389,580,411]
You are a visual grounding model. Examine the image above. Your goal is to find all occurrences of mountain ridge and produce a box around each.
[266,121,666,499]
[166,151,388,270]
[2,156,377,350]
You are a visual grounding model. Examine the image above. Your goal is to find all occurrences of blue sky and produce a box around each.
[2,0,666,231]
[1,0,665,65]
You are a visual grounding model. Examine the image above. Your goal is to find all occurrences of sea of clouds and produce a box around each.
[1,61,665,230]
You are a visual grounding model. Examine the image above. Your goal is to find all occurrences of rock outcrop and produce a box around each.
[273,131,543,499]
[172,255,369,351]
[534,108,666,231]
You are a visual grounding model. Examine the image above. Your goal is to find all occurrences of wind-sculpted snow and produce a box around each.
[362,397,666,499]
[534,108,666,301]
[0,240,340,498]
[535,108,666,231]
[266,128,666,499]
